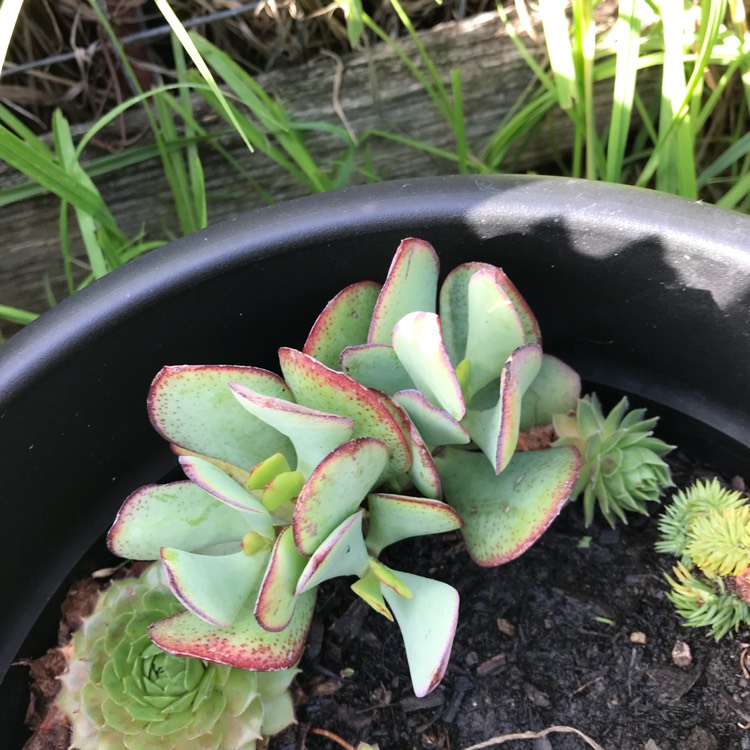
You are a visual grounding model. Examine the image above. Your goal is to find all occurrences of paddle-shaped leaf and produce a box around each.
[170,445,250,486]
[160,548,269,627]
[393,390,470,446]
[149,585,317,671]
[293,438,389,555]
[296,511,370,594]
[520,354,582,429]
[434,446,581,566]
[180,456,274,540]
[279,348,410,479]
[392,312,465,420]
[230,382,355,476]
[304,280,382,368]
[462,343,542,474]
[339,343,413,395]
[366,494,463,556]
[108,482,258,559]
[149,365,294,471]
[440,262,541,366]
[463,267,526,399]
[381,570,459,697]
[255,526,309,632]
[368,238,440,344]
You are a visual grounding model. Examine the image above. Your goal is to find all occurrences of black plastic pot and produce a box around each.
[2,175,750,746]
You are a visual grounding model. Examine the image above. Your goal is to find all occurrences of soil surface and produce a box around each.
[274,452,750,750]
[24,453,750,750]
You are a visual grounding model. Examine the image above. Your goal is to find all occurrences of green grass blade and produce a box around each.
[0,123,120,231]
[52,110,110,278]
[698,131,750,187]
[153,0,254,154]
[0,305,39,326]
[539,0,577,109]
[606,0,643,182]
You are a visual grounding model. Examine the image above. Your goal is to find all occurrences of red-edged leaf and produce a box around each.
[434,445,581,566]
[279,348,410,479]
[303,280,382,369]
[368,238,440,344]
[148,365,294,471]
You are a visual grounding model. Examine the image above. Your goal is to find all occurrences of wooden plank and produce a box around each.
[0,10,626,317]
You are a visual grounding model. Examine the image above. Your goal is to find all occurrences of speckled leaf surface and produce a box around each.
[365,494,463,556]
[392,390,470,447]
[279,348,410,479]
[255,526,309,632]
[520,354,582,429]
[434,445,581,566]
[230,383,354,476]
[160,548,269,626]
[339,343,414,395]
[462,343,542,474]
[296,510,369,594]
[381,570,459,697]
[439,263,541,367]
[148,585,316,671]
[108,482,259,560]
[293,437,389,555]
[392,312,465,420]
[368,238,440,344]
[463,268,526,399]
[148,365,294,471]
[303,280,382,369]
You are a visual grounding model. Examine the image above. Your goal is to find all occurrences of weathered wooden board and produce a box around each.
[0,10,624,317]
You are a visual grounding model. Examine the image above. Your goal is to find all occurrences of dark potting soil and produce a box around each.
[23,452,750,750]
[274,451,750,750]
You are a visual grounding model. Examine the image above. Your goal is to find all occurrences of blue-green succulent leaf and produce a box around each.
[520,353,581,429]
[439,262,541,367]
[434,445,581,566]
[392,311,465,420]
[303,280,382,369]
[255,526,309,632]
[229,383,355,477]
[296,510,370,594]
[462,343,543,473]
[279,347,411,480]
[365,493,463,556]
[148,365,294,471]
[149,585,316,671]
[380,570,459,697]
[368,237,440,344]
[339,343,414,394]
[160,548,269,627]
[108,482,260,560]
[393,390,470,446]
[293,437,390,555]
[463,267,526,398]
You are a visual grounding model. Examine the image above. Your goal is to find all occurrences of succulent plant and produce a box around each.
[553,394,674,527]
[309,238,583,565]
[657,478,750,639]
[108,237,588,699]
[56,564,297,750]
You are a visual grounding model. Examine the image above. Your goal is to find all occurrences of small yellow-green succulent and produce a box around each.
[56,564,297,750]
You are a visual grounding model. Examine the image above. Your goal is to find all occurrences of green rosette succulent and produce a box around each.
[657,478,750,640]
[56,564,297,750]
[553,394,674,526]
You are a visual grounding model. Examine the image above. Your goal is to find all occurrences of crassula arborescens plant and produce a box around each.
[107,237,671,702]
[56,564,296,750]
